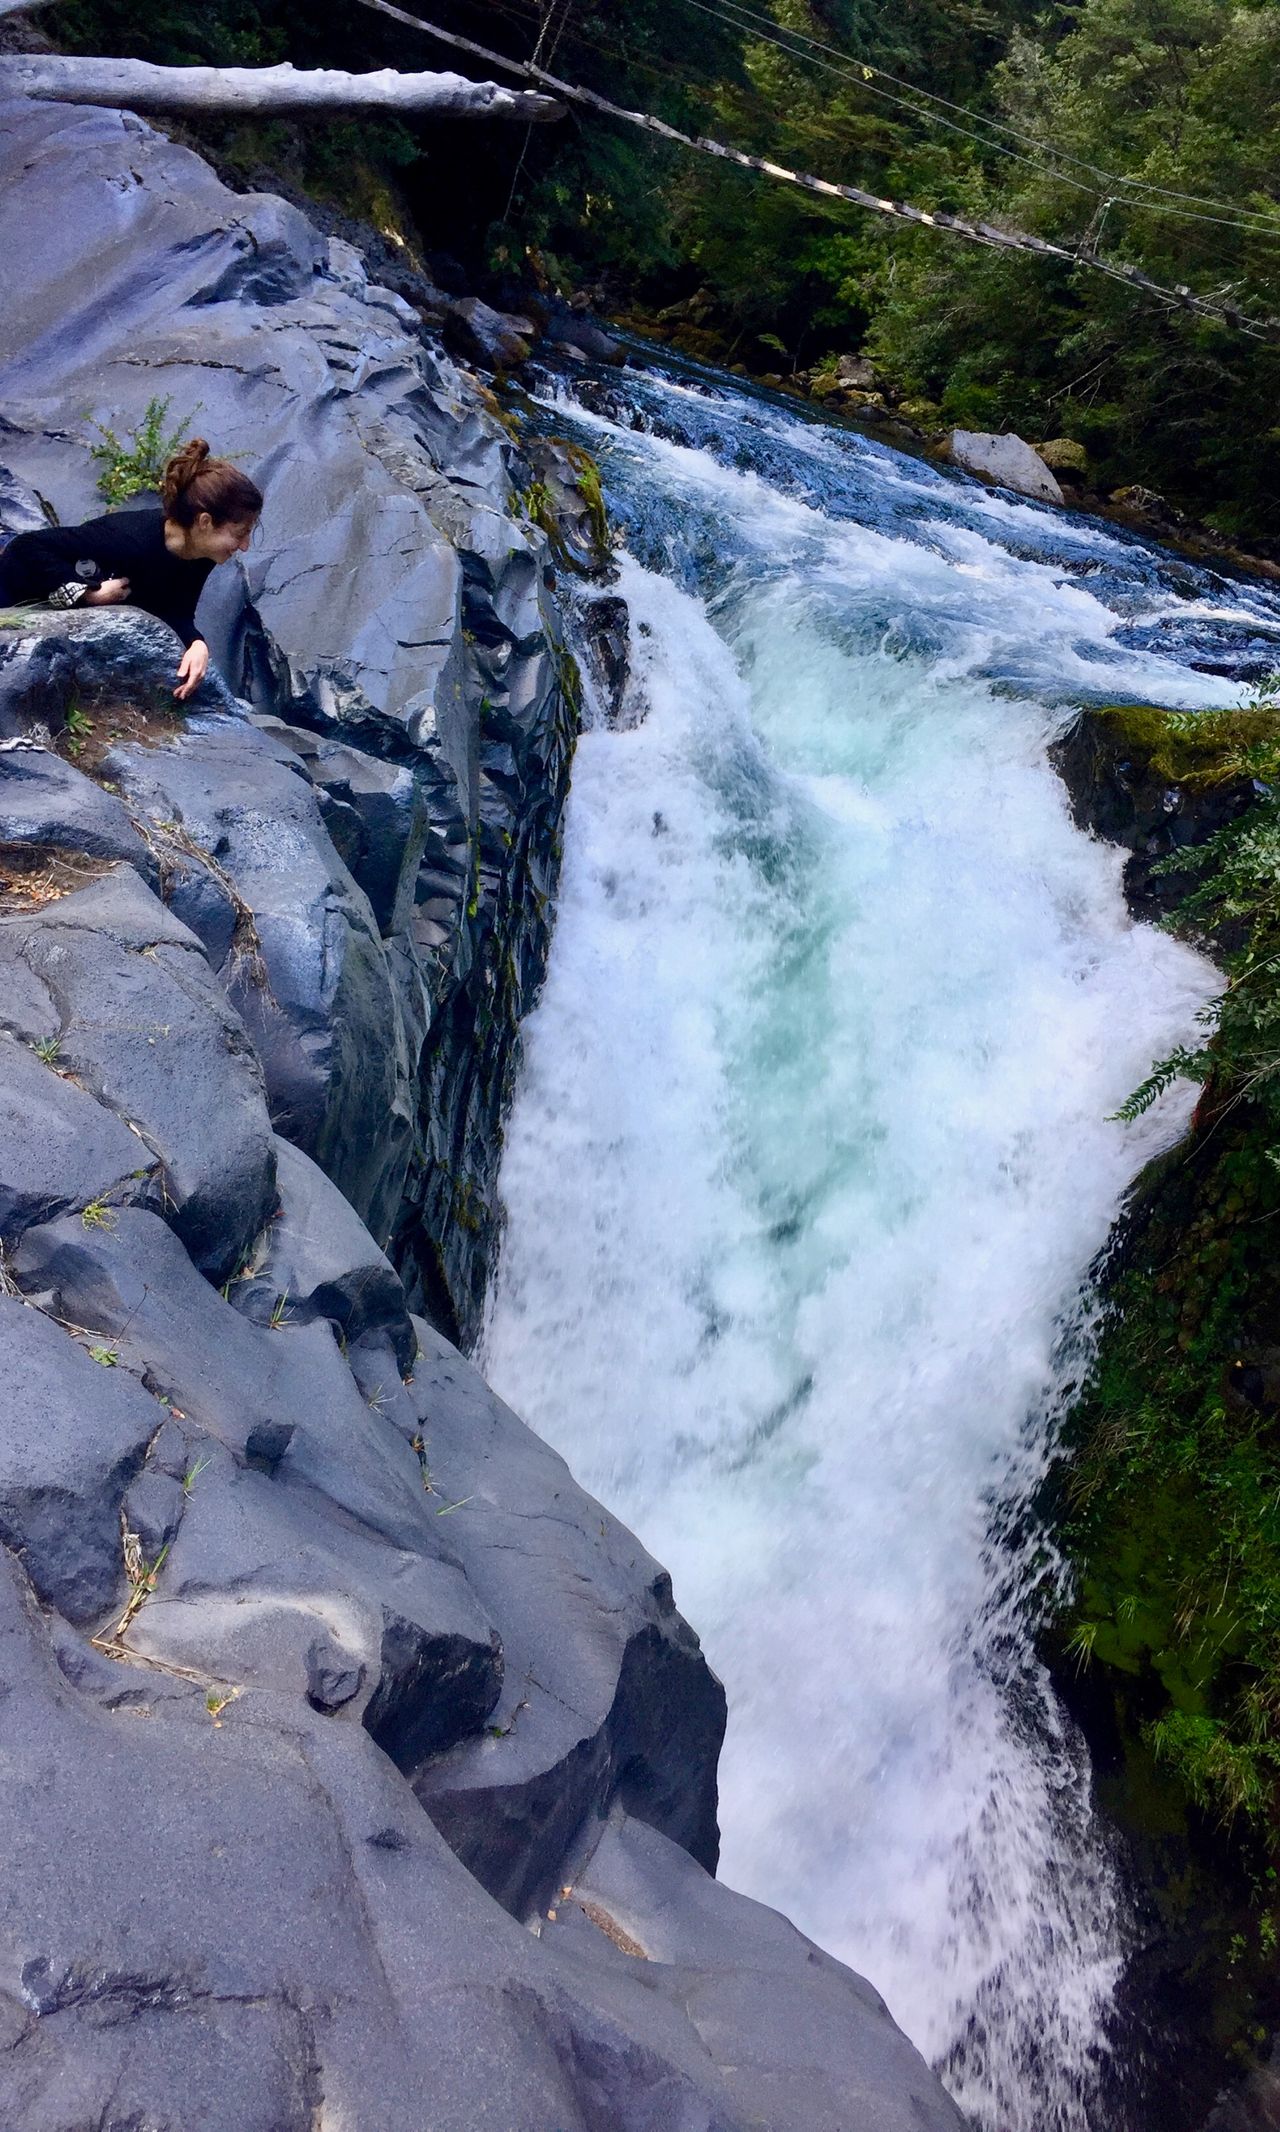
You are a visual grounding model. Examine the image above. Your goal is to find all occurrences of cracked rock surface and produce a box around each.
[0,97,965,2132]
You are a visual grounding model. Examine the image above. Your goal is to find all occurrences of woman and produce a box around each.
[0,439,263,701]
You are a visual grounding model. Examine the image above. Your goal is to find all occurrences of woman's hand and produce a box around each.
[174,638,210,702]
[84,577,130,606]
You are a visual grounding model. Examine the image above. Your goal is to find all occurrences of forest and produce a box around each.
[45,0,1280,543]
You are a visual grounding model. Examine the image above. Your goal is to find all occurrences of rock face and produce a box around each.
[0,95,966,2131]
[0,91,573,1344]
[950,427,1066,504]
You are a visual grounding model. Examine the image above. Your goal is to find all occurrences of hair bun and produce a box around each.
[160,436,212,511]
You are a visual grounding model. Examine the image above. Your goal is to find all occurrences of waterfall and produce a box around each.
[482,363,1280,2128]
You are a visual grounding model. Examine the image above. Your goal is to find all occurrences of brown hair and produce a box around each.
[161,438,263,528]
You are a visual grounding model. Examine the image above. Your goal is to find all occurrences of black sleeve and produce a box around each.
[0,523,95,603]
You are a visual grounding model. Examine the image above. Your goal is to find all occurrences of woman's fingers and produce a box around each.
[173,638,210,701]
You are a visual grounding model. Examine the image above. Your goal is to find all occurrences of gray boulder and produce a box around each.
[442,295,533,371]
[0,605,240,738]
[12,1208,502,1763]
[407,1318,727,1918]
[104,712,416,1242]
[0,1032,161,1242]
[0,740,156,879]
[255,716,429,936]
[231,1132,416,1372]
[0,1298,158,1623]
[0,466,46,540]
[949,428,1065,505]
[545,1810,968,2132]
[0,1546,963,2132]
[0,865,275,1281]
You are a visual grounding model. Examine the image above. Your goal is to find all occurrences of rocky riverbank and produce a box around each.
[0,90,966,2131]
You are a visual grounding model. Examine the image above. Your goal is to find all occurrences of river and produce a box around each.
[481,357,1280,2129]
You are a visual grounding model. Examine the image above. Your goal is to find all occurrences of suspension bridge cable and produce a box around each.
[692,0,1280,232]
[354,0,1280,342]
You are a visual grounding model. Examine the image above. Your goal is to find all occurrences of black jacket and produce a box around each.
[0,505,213,645]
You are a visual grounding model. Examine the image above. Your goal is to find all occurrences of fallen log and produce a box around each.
[0,54,565,121]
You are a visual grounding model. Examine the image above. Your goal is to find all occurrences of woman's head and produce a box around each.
[161,438,263,562]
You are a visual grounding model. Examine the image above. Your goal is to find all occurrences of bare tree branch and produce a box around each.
[0,54,566,121]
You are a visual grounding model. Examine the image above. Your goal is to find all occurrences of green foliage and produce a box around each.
[1149,1710,1276,1822]
[86,396,195,507]
[1063,682,1280,1836]
[1112,683,1280,1126]
[49,0,1280,527]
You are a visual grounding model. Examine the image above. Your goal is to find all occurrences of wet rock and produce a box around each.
[522,436,614,579]
[0,466,47,540]
[0,866,275,1282]
[539,300,625,366]
[441,296,533,373]
[1050,701,1269,920]
[405,1318,726,1918]
[255,717,428,937]
[949,429,1065,505]
[576,591,632,725]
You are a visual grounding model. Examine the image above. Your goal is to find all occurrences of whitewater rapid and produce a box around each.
[482,369,1278,2128]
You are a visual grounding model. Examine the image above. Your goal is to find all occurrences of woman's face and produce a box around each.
[188,511,259,563]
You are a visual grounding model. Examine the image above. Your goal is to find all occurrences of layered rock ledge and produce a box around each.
[0,92,963,2132]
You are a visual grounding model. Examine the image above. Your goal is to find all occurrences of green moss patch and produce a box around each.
[1089,702,1280,791]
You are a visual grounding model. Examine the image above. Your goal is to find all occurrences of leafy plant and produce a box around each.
[81,1199,118,1231]
[86,396,196,507]
[63,702,93,758]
